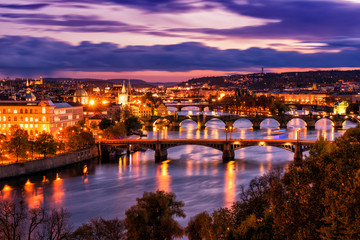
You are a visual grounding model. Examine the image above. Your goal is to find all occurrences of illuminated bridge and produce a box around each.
[100,138,316,165]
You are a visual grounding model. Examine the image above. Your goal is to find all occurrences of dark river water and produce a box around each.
[0,111,357,229]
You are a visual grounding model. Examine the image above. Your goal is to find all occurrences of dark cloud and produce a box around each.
[0,4,49,10]
[0,13,55,19]
[55,0,215,12]
[190,0,360,41]
[1,36,360,75]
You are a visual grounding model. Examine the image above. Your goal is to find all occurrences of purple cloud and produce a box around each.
[0,4,49,10]
[1,36,360,76]
[192,0,360,41]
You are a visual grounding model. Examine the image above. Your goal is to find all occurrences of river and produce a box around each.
[0,111,357,228]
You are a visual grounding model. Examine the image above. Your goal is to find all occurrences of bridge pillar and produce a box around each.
[155,143,168,163]
[169,121,180,130]
[306,120,316,129]
[252,121,261,130]
[333,120,343,129]
[294,142,303,167]
[222,143,234,163]
[279,121,287,129]
[144,121,153,130]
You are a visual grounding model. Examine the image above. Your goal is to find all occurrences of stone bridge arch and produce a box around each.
[205,117,226,129]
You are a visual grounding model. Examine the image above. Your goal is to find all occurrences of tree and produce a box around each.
[186,212,213,240]
[103,122,127,139]
[124,116,142,134]
[269,125,360,239]
[98,118,114,130]
[63,126,95,151]
[0,200,27,240]
[125,191,185,240]
[8,128,29,162]
[72,217,126,240]
[38,208,72,240]
[34,133,57,159]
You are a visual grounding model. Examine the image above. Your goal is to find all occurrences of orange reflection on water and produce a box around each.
[266,146,272,171]
[260,162,265,175]
[186,161,193,176]
[156,160,171,192]
[52,175,64,205]
[1,184,12,200]
[24,180,43,209]
[224,161,236,208]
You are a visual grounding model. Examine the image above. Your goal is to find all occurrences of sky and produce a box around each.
[1,0,360,82]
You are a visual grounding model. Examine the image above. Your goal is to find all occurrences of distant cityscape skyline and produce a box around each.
[1,0,360,81]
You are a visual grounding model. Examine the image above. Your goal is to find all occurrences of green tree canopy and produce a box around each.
[124,116,142,134]
[98,118,114,130]
[34,133,57,159]
[72,217,126,240]
[125,190,185,240]
[8,128,29,162]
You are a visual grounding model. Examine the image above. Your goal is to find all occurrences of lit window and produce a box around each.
[8,124,10,127]
[14,110,17,114]
[42,116,46,122]
[7,109,10,113]
[42,107,46,114]
[25,117,29,121]
[25,124,28,128]
[35,118,38,122]
[35,124,38,128]
[30,117,33,122]
[2,116,5,121]
[30,124,33,128]
[20,124,23,128]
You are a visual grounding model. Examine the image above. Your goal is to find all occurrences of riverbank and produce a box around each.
[0,146,99,180]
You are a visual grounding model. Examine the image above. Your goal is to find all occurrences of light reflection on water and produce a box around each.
[0,119,358,228]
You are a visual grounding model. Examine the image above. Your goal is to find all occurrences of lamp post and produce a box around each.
[229,126,233,140]
[225,127,228,142]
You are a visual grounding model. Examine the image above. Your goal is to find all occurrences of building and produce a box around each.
[117,80,132,106]
[74,87,89,105]
[333,101,349,115]
[139,103,152,117]
[0,100,83,136]
[156,103,168,116]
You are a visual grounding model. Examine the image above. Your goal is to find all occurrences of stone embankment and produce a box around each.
[0,146,99,180]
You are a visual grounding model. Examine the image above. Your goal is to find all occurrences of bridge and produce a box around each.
[142,113,360,130]
[165,103,212,112]
[100,138,316,165]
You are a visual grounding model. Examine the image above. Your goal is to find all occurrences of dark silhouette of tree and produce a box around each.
[72,217,126,240]
[98,118,114,130]
[34,133,57,159]
[125,190,185,240]
[38,208,72,240]
[103,122,126,139]
[0,200,27,240]
[124,116,142,134]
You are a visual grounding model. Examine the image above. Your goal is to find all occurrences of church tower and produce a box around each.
[118,80,129,106]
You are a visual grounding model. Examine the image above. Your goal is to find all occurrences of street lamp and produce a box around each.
[229,126,233,140]
[225,127,228,142]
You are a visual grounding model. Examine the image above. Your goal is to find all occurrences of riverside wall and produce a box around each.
[0,146,99,180]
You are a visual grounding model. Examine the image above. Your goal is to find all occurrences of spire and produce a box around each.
[127,79,131,94]
[121,80,126,94]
